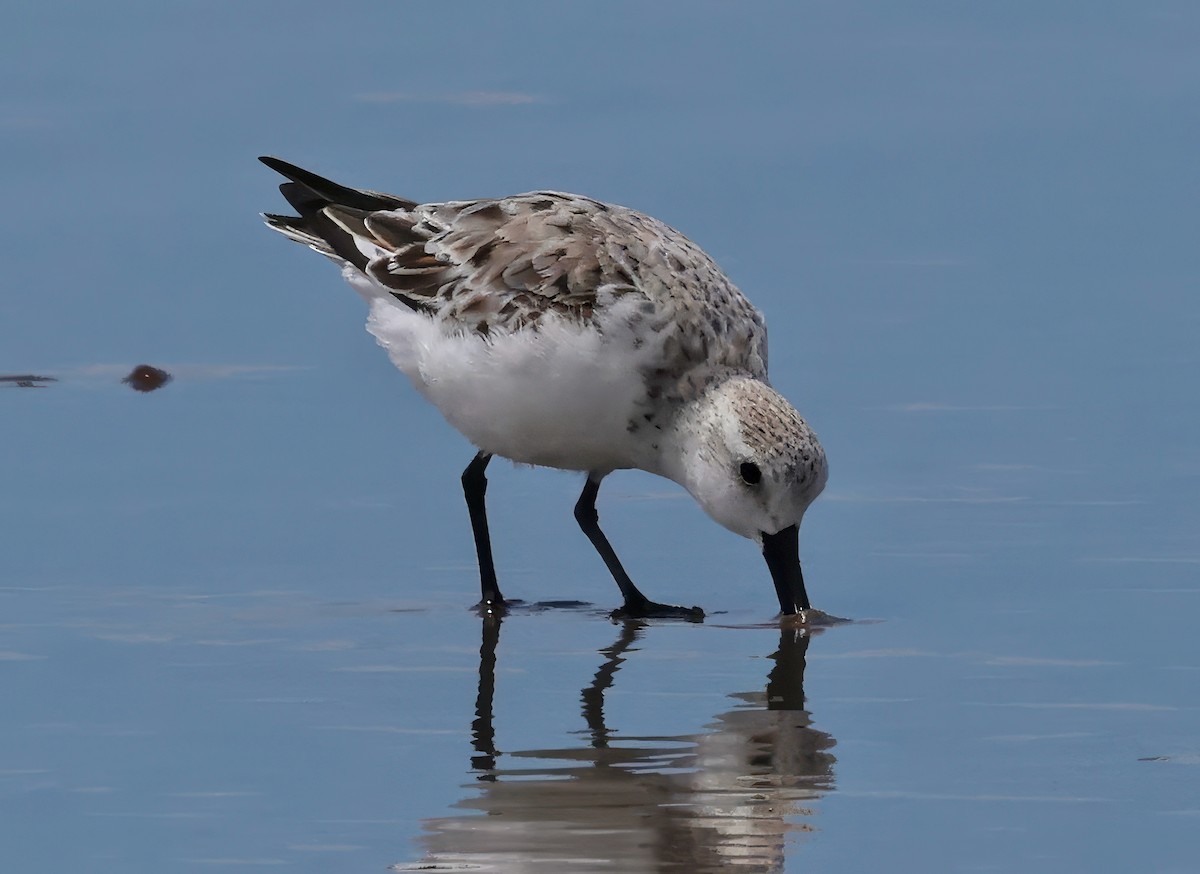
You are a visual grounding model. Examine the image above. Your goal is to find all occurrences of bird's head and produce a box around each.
[666,377,827,614]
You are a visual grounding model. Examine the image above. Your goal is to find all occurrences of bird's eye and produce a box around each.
[739,462,762,485]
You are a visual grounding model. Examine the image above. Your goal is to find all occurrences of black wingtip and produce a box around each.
[258,156,296,179]
[258,156,341,195]
[258,155,416,213]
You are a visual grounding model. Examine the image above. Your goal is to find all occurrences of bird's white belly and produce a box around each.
[364,299,659,473]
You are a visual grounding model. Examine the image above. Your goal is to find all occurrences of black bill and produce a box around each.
[762,524,811,615]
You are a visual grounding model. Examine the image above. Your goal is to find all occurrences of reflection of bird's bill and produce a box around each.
[402,618,836,872]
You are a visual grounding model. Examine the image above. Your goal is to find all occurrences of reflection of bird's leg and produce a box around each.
[580,622,644,749]
[766,628,811,712]
[470,614,503,780]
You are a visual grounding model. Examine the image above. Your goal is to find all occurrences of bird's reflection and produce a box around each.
[400,617,836,873]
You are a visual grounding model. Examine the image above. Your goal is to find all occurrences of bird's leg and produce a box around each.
[462,451,505,611]
[573,476,703,621]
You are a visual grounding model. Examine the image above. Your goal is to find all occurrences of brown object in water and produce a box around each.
[123,364,172,393]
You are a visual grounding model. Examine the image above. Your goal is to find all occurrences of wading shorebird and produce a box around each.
[260,157,827,619]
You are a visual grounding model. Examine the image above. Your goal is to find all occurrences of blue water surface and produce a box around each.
[3,2,1198,872]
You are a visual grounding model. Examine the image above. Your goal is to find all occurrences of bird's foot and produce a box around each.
[473,596,522,618]
[611,598,705,623]
[779,607,852,628]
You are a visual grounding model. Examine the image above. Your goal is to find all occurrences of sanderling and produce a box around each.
[260,157,827,619]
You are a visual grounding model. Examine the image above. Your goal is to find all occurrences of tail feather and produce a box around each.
[260,156,410,271]
[278,181,329,217]
[322,204,376,242]
[260,157,426,312]
[262,212,334,258]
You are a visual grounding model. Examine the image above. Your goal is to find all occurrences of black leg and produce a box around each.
[462,451,504,610]
[573,476,703,621]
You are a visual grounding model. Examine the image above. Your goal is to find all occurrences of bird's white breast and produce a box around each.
[363,294,666,474]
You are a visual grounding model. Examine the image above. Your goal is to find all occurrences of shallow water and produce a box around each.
[4,564,1198,872]
[4,2,1199,872]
